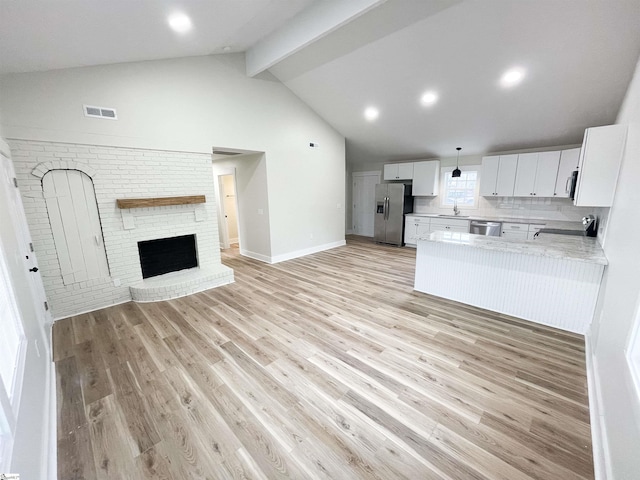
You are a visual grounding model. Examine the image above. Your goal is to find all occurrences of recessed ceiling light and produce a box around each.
[500,67,525,88]
[420,91,438,106]
[168,13,192,34]
[364,107,379,121]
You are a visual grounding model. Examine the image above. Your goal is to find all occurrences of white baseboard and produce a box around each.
[240,248,272,264]
[229,237,238,244]
[270,240,346,264]
[585,332,612,479]
[346,229,353,235]
[53,298,131,321]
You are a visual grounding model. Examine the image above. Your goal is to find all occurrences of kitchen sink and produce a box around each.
[437,214,469,218]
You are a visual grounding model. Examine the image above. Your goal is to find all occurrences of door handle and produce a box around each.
[29,267,39,272]
[385,197,390,220]
[565,176,571,193]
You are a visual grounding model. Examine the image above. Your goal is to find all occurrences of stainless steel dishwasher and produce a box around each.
[469,220,502,236]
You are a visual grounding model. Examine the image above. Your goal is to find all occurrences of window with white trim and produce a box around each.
[440,166,480,208]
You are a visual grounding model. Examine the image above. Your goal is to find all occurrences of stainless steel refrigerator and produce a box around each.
[374,183,413,246]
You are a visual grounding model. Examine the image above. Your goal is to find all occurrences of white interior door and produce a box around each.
[352,172,380,236]
[0,140,53,478]
[215,168,241,250]
[222,175,239,244]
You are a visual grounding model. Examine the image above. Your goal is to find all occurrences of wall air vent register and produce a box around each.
[83,104,118,120]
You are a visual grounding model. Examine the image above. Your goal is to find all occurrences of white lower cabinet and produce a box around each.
[528,224,545,240]
[501,222,529,240]
[501,222,547,240]
[430,217,469,233]
[404,216,431,246]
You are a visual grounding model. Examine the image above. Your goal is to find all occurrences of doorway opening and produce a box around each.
[217,173,240,250]
[352,171,381,237]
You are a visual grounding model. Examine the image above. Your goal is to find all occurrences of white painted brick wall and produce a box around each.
[9,139,223,319]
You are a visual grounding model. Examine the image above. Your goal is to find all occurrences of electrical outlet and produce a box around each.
[337,203,341,209]
[258,208,264,215]
[113,278,121,287]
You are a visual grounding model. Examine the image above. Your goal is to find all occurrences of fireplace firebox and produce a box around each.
[138,234,197,279]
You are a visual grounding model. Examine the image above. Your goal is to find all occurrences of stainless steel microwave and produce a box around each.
[569,170,579,200]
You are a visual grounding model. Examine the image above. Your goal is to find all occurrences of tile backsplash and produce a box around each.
[414,195,608,223]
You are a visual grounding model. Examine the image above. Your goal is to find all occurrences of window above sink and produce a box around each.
[441,166,480,208]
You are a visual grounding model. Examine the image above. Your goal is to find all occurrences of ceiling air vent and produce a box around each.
[83,104,118,120]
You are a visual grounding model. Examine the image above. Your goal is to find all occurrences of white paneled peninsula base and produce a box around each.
[415,232,608,334]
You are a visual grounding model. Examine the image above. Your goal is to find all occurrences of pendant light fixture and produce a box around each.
[452,147,462,178]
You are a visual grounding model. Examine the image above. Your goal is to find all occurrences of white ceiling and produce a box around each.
[1,0,639,164]
[0,0,314,73]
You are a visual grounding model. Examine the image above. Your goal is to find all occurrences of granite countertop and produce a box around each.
[417,230,608,265]
[405,212,582,230]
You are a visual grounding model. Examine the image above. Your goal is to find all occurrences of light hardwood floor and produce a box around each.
[53,235,594,479]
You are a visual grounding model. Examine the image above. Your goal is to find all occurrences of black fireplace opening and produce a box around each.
[138,234,198,279]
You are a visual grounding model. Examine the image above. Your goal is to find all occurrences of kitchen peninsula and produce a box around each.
[414,231,607,334]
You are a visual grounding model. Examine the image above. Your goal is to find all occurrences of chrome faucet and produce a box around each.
[453,200,460,216]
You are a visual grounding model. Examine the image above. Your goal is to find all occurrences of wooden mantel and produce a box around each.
[116,195,206,209]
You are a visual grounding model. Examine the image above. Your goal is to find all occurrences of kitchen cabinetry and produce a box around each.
[535,152,561,197]
[412,161,440,196]
[513,152,561,197]
[501,222,546,240]
[574,125,627,207]
[384,162,414,181]
[501,222,529,240]
[430,217,469,233]
[528,224,545,240]
[555,148,580,198]
[479,155,518,196]
[404,216,431,246]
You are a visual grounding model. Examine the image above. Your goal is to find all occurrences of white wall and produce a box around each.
[9,139,226,319]
[0,54,346,260]
[212,153,272,261]
[590,55,640,478]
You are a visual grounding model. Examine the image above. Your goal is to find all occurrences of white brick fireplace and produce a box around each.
[10,139,233,319]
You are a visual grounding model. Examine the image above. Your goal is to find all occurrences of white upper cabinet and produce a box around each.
[412,161,440,196]
[512,151,562,197]
[535,151,561,197]
[384,162,414,180]
[513,151,561,197]
[496,155,518,196]
[575,125,627,207]
[481,155,518,196]
[479,156,500,196]
[555,148,580,198]
[513,153,538,197]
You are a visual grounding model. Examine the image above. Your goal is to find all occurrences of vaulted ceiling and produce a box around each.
[2,0,639,164]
